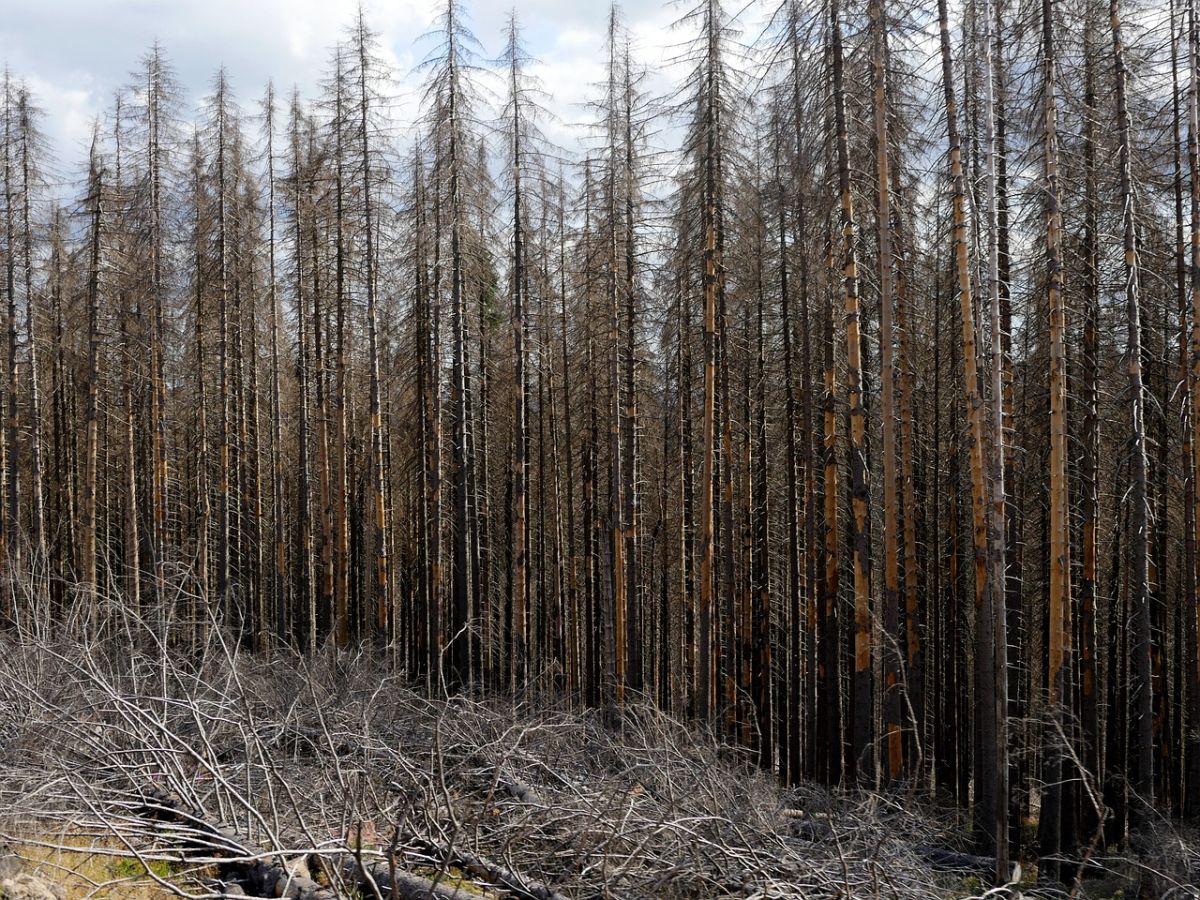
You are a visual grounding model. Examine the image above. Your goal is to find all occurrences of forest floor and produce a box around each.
[0,617,1196,899]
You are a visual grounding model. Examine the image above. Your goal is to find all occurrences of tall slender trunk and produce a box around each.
[357,22,388,641]
[871,0,902,783]
[893,168,920,780]
[832,0,874,785]
[937,0,994,839]
[3,86,20,578]
[82,146,104,614]
[697,2,720,723]
[264,87,287,644]
[622,55,640,697]
[295,112,315,651]
[215,82,232,618]
[775,137,800,784]
[48,211,73,605]
[558,186,579,699]
[752,210,771,770]
[979,0,1009,872]
[1040,0,1073,875]
[819,223,842,786]
[1185,0,1200,820]
[331,62,350,644]
[447,7,473,685]
[511,58,529,691]
[1079,16,1103,845]
[147,52,168,607]
[1111,0,1155,824]
[17,94,45,576]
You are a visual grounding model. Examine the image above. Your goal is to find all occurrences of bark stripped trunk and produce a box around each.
[937,0,994,841]
[832,0,874,785]
[1039,0,1073,876]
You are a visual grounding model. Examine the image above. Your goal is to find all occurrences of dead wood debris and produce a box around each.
[0,615,1193,899]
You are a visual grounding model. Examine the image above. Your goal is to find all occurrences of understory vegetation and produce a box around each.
[0,604,1198,899]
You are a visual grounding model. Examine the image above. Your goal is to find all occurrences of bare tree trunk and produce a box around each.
[447,2,473,686]
[263,86,286,645]
[697,2,719,723]
[146,50,169,609]
[17,93,45,577]
[3,85,20,579]
[937,0,994,843]
[82,143,104,613]
[1186,0,1200,820]
[622,53,641,698]
[819,224,842,787]
[1079,15,1102,846]
[1111,0,1155,825]
[892,168,920,780]
[356,17,389,642]
[1040,0,1073,875]
[870,0,902,784]
[331,59,350,646]
[979,0,1009,871]
[510,44,529,691]
[214,79,232,620]
[832,0,874,785]
[289,100,313,652]
[775,132,800,785]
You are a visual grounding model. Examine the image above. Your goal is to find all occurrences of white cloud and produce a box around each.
[4,0,774,181]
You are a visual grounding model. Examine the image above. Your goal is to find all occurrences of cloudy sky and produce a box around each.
[2,0,771,183]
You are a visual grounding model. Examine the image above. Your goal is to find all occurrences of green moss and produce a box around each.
[109,856,172,881]
[952,875,982,898]
[412,865,494,897]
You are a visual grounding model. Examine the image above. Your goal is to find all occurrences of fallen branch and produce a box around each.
[409,835,570,900]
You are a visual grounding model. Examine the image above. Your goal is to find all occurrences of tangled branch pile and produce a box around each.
[0,607,989,899]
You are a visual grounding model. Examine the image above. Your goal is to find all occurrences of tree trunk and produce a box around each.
[832,0,874,785]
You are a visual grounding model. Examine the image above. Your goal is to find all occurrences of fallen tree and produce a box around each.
[0,602,1196,899]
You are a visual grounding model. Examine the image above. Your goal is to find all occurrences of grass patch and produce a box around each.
[9,835,198,899]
